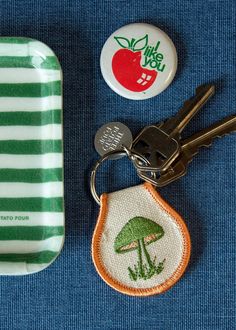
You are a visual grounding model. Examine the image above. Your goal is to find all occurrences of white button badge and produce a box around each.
[100,23,177,100]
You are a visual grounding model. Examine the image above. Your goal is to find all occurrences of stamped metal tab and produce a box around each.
[94,122,133,158]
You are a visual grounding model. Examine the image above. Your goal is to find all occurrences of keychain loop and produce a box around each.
[90,147,150,205]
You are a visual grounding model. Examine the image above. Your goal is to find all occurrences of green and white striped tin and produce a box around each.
[0,37,64,275]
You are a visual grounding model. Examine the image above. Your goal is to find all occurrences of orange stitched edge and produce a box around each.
[92,183,191,297]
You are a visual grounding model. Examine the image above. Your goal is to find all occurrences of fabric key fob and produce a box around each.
[92,183,191,296]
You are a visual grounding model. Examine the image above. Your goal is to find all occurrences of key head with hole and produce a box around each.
[132,125,180,170]
[132,84,215,172]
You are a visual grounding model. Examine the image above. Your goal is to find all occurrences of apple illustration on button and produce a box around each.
[112,36,157,92]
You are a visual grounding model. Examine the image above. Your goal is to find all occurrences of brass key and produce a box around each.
[154,115,236,187]
[132,84,215,172]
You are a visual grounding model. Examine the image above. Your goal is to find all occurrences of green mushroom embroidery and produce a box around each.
[114,216,165,281]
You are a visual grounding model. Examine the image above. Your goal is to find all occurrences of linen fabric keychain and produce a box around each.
[90,149,191,296]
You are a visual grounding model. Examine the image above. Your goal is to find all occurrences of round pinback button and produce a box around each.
[100,23,177,100]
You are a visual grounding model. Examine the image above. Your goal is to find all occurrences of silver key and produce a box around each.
[132,84,215,171]
[154,115,236,186]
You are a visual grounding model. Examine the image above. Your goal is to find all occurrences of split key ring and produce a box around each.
[90,146,151,205]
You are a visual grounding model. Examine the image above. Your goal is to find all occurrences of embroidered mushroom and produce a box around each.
[114,216,165,281]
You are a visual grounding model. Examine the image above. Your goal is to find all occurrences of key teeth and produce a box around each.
[205,129,236,146]
[196,84,215,95]
[181,84,215,115]
[186,129,236,164]
[159,128,236,187]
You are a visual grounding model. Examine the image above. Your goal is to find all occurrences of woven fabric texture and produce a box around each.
[0,0,235,329]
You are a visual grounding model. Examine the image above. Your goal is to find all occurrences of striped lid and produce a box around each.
[0,37,64,275]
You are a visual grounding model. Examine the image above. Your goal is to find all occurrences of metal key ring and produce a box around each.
[90,147,150,205]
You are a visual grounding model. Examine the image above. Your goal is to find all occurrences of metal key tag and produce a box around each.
[94,122,133,159]
[90,148,191,296]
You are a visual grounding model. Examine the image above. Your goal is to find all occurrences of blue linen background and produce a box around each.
[0,0,235,329]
